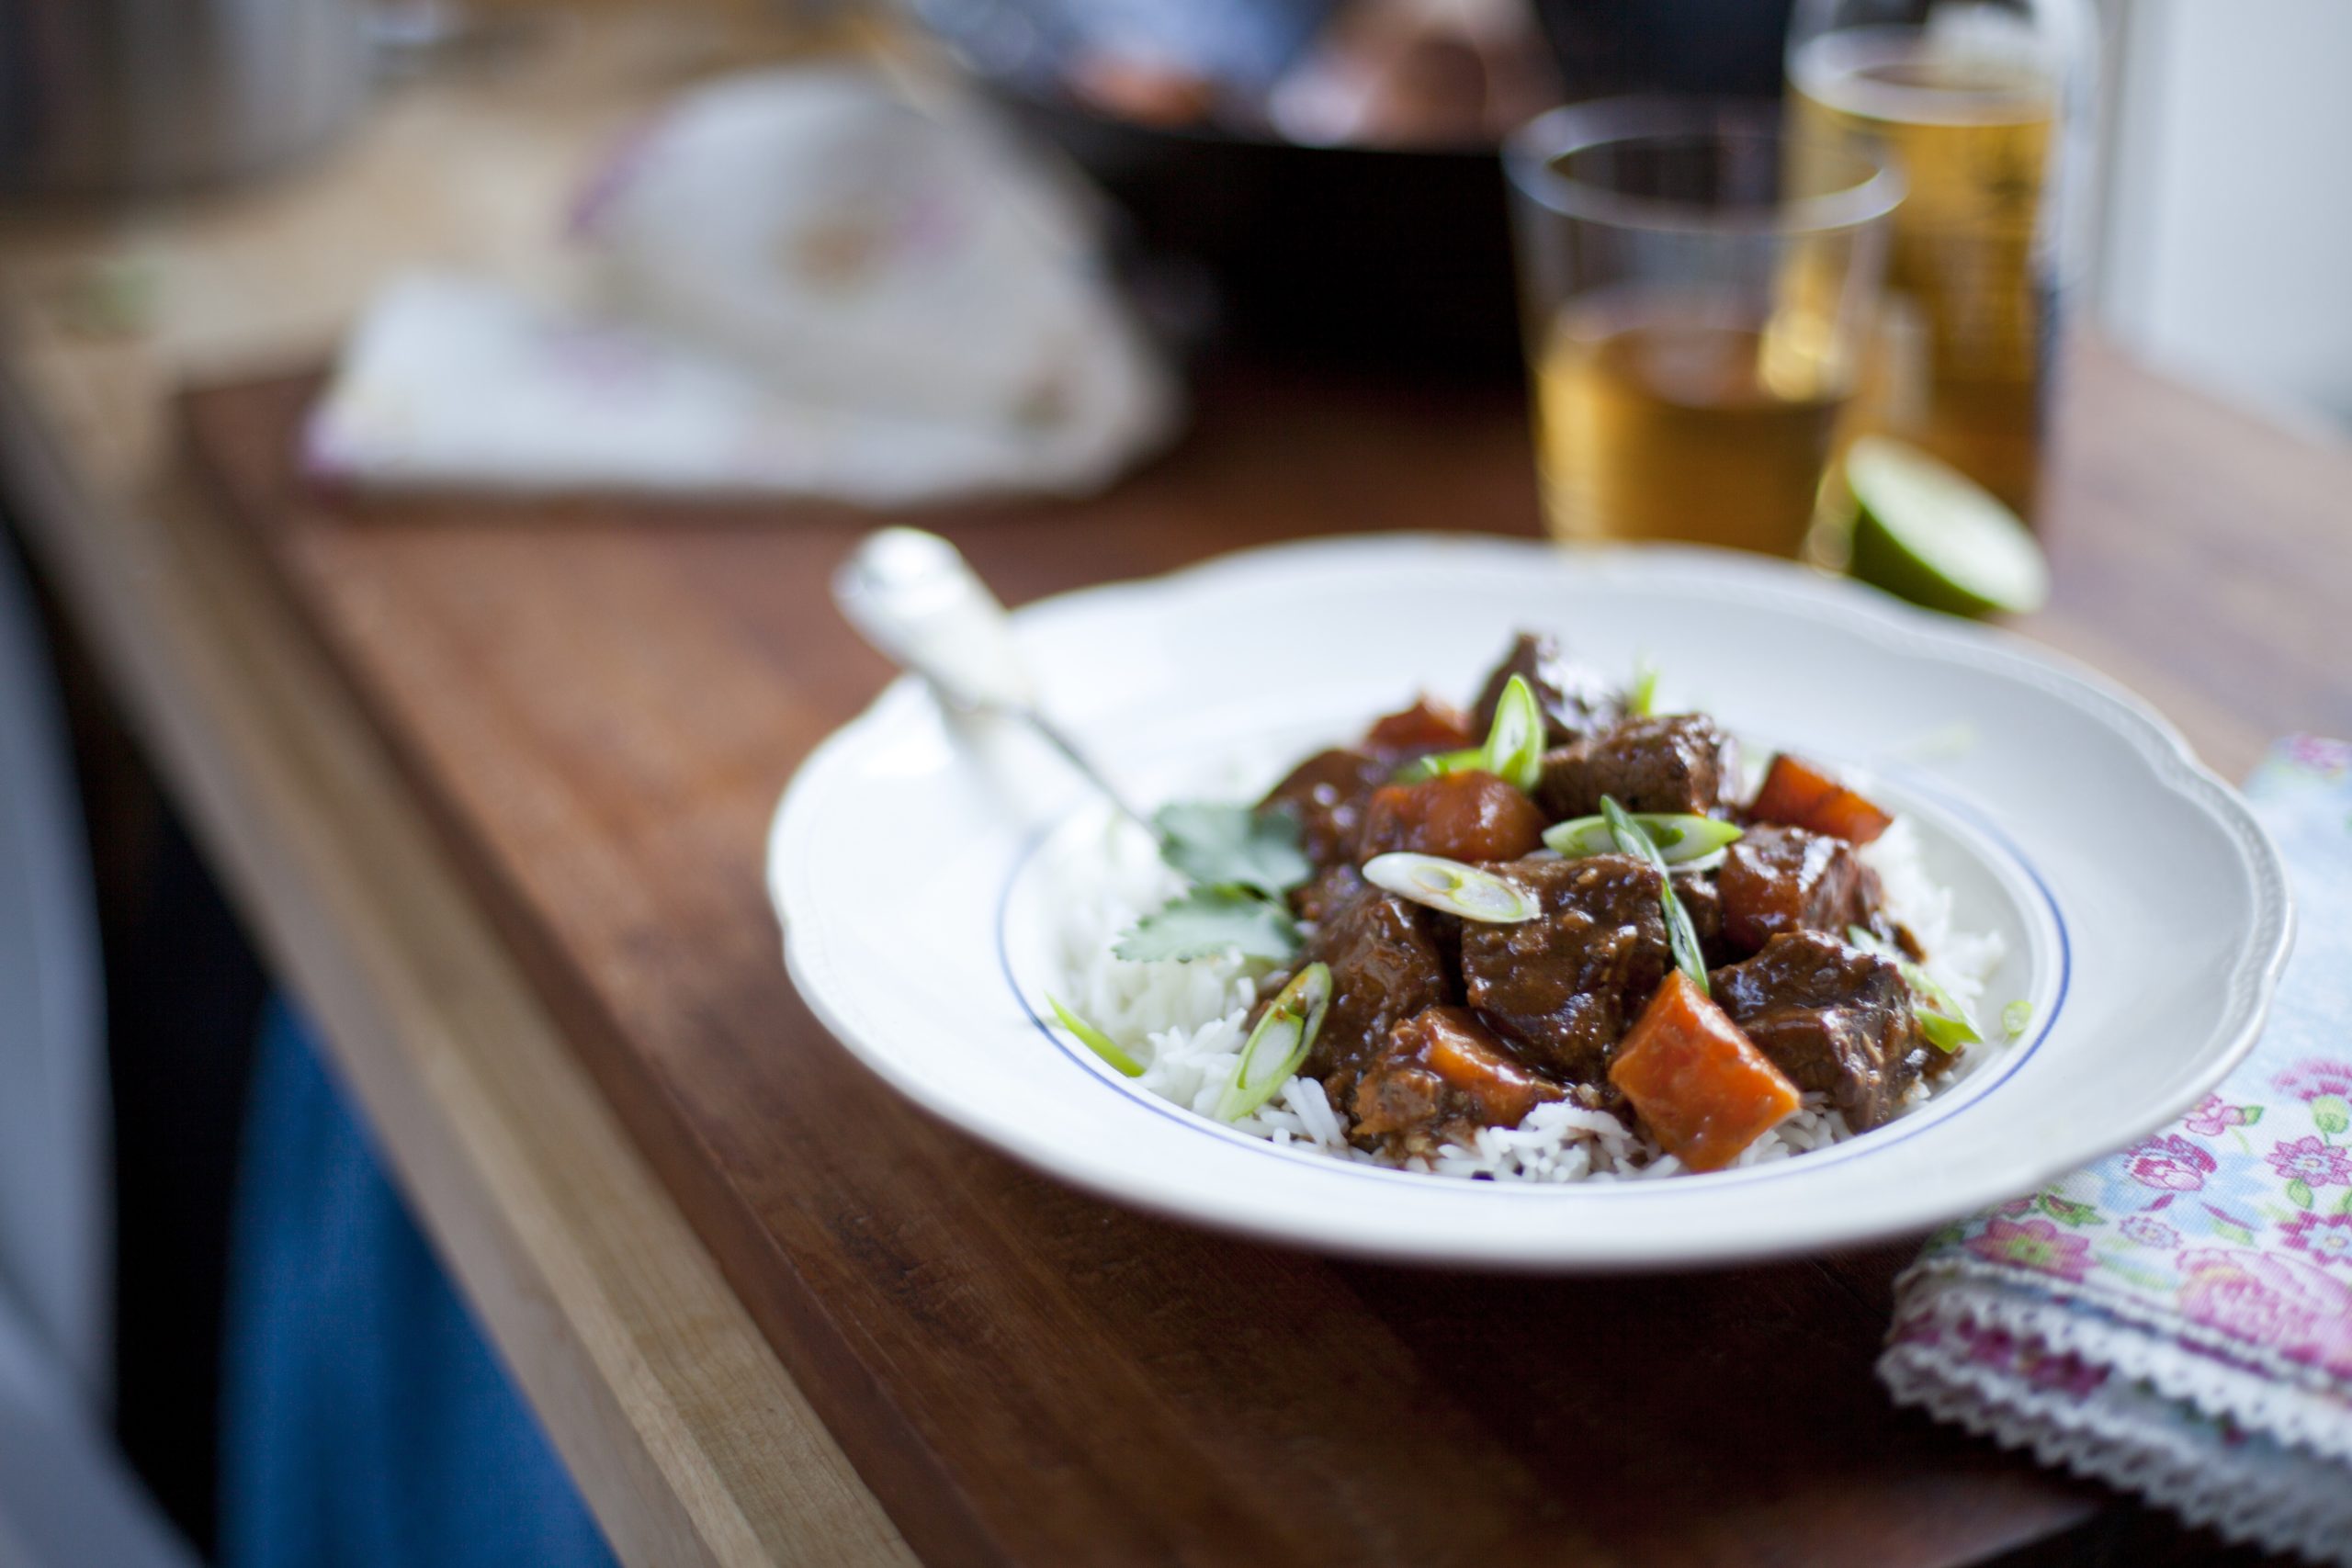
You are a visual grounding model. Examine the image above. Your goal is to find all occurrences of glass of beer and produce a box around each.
[1786,0,2091,522]
[1503,99,1902,558]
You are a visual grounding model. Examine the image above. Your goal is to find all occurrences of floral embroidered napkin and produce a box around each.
[1883,736,2352,1562]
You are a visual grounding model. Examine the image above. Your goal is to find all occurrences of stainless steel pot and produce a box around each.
[0,0,370,194]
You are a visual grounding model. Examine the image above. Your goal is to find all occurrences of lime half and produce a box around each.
[1845,437,2049,616]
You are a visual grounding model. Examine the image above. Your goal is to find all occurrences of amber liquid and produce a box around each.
[1789,28,2060,517]
[1532,291,1854,558]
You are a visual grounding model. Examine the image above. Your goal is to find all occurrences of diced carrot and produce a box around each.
[1419,1009,1564,1129]
[1804,787,1895,845]
[1749,753,1838,823]
[1608,972,1801,1172]
[1749,754,1894,845]
[1357,771,1549,863]
[1364,696,1476,757]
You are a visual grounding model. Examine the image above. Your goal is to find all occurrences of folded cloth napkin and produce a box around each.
[1883,735,2352,1563]
[306,68,1178,506]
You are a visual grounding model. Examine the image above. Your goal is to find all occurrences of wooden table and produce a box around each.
[4,14,2347,1568]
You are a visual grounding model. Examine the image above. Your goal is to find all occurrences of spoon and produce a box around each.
[831,527,1149,827]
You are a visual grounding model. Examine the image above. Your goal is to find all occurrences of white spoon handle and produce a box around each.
[832,528,1147,824]
[833,526,1035,712]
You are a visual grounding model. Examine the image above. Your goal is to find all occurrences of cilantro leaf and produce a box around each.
[1114,887,1300,964]
[1154,803,1313,899]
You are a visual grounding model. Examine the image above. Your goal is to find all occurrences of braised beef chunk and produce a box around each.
[1293,863,1367,926]
[1535,715,1738,821]
[1460,854,1668,1084]
[1470,632,1621,745]
[1718,825,1883,955]
[1671,868,1736,968]
[1711,931,1925,1130]
[1351,1007,1565,1158]
[1261,748,1391,870]
[1297,883,1453,1103]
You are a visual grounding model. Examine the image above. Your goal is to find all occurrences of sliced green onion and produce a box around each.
[1846,925,1983,1054]
[1909,979,1978,1048]
[1390,674,1544,792]
[1546,812,1741,863]
[1629,658,1659,718]
[1484,673,1545,792]
[1363,852,1539,923]
[1048,995,1144,1077]
[1600,795,1708,997]
[1917,1009,1980,1055]
[1216,963,1331,1121]
[2003,998,2033,1037]
[1393,746,1484,784]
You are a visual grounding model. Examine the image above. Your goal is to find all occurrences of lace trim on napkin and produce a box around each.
[1885,1312,2352,1562]
[1895,1262,2352,1461]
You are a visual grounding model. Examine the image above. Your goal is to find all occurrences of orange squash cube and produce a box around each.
[1356,771,1549,864]
[1749,754,1894,845]
[1608,971,1802,1172]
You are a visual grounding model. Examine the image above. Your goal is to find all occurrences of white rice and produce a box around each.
[1046,805,2005,1181]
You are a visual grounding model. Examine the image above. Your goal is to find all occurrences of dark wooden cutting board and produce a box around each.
[182,348,2331,1566]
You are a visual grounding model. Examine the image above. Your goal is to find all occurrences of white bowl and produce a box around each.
[770,536,2292,1269]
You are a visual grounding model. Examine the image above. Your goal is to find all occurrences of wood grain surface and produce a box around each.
[176,343,2346,1567]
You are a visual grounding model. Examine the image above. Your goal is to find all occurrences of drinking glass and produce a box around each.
[1787,0,2095,522]
[1503,98,1902,558]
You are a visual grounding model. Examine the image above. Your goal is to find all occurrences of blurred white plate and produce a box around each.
[769,535,2292,1269]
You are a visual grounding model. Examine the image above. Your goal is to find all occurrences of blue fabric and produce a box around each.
[220,1000,618,1568]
